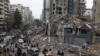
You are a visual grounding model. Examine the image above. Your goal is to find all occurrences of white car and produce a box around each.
[20,43,29,49]
[0,44,5,48]
[18,39,24,44]
[20,34,24,38]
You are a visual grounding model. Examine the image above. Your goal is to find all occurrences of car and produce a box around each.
[27,30,33,35]
[20,34,24,38]
[0,47,3,54]
[18,39,24,44]
[0,32,7,37]
[0,43,5,48]
[20,43,29,49]
[27,47,40,56]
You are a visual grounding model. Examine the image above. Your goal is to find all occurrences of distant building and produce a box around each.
[43,0,50,23]
[81,8,93,21]
[10,4,23,14]
[10,4,34,25]
[84,9,92,17]
[0,0,10,32]
[22,7,34,25]
[92,0,100,22]
[78,0,86,16]
[43,0,86,23]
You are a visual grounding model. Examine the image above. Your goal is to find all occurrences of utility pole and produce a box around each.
[48,21,51,42]
[47,20,51,43]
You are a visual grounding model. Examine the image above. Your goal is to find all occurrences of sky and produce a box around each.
[10,0,93,19]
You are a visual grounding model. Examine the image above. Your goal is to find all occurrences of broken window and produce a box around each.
[66,28,73,33]
[0,8,2,14]
[81,29,87,34]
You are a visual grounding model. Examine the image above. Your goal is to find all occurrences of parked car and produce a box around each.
[18,39,24,44]
[0,32,7,37]
[20,43,29,49]
[0,47,3,54]
[20,34,24,38]
[27,47,40,56]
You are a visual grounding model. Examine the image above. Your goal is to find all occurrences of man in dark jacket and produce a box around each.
[42,48,48,56]
[22,52,26,56]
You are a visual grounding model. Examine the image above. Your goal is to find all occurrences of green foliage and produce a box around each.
[6,15,14,28]
[13,9,22,29]
[20,24,30,31]
[33,19,43,27]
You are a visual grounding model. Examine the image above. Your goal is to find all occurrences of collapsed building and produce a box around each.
[50,14,94,46]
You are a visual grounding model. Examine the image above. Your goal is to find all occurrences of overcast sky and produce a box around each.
[10,0,93,19]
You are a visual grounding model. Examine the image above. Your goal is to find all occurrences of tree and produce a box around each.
[5,14,15,31]
[32,19,43,27]
[13,9,22,29]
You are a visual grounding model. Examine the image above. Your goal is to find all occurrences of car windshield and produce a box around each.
[35,50,39,52]
[24,44,27,46]
[29,48,39,52]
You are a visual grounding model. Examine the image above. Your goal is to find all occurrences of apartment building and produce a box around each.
[43,0,86,23]
[10,4,34,25]
[84,8,92,19]
[22,7,33,25]
[43,0,50,23]
[50,0,68,17]
[78,0,86,16]
[0,0,10,32]
[93,0,100,23]
[10,4,23,15]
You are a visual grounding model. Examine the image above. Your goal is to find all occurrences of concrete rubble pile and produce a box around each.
[87,44,100,54]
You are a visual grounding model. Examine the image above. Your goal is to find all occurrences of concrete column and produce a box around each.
[48,21,51,42]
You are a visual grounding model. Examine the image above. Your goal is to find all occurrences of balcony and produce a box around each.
[4,1,8,4]
[0,26,3,28]
[4,4,8,8]
[0,2,3,5]
[5,15,8,18]
[0,15,4,18]
[80,5,86,8]
[80,0,86,4]
[0,6,3,9]
[0,21,5,24]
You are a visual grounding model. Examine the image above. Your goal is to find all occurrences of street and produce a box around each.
[0,29,100,56]
[0,29,70,56]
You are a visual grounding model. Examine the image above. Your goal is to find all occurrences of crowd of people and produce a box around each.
[3,42,27,56]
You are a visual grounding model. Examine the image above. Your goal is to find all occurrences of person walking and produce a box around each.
[17,47,22,56]
[57,49,64,56]
[22,52,26,56]
[61,51,64,56]
[15,43,18,48]
[12,48,14,53]
[42,47,48,56]
[7,48,9,54]
[47,48,53,56]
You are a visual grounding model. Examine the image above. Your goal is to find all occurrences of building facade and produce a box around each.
[78,0,86,16]
[84,8,92,20]
[10,4,23,14]
[64,23,93,45]
[0,0,10,32]
[93,0,100,23]
[43,0,50,23]
[43,0,86,23]
[22,7,34,25]
[10,4,34,25]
